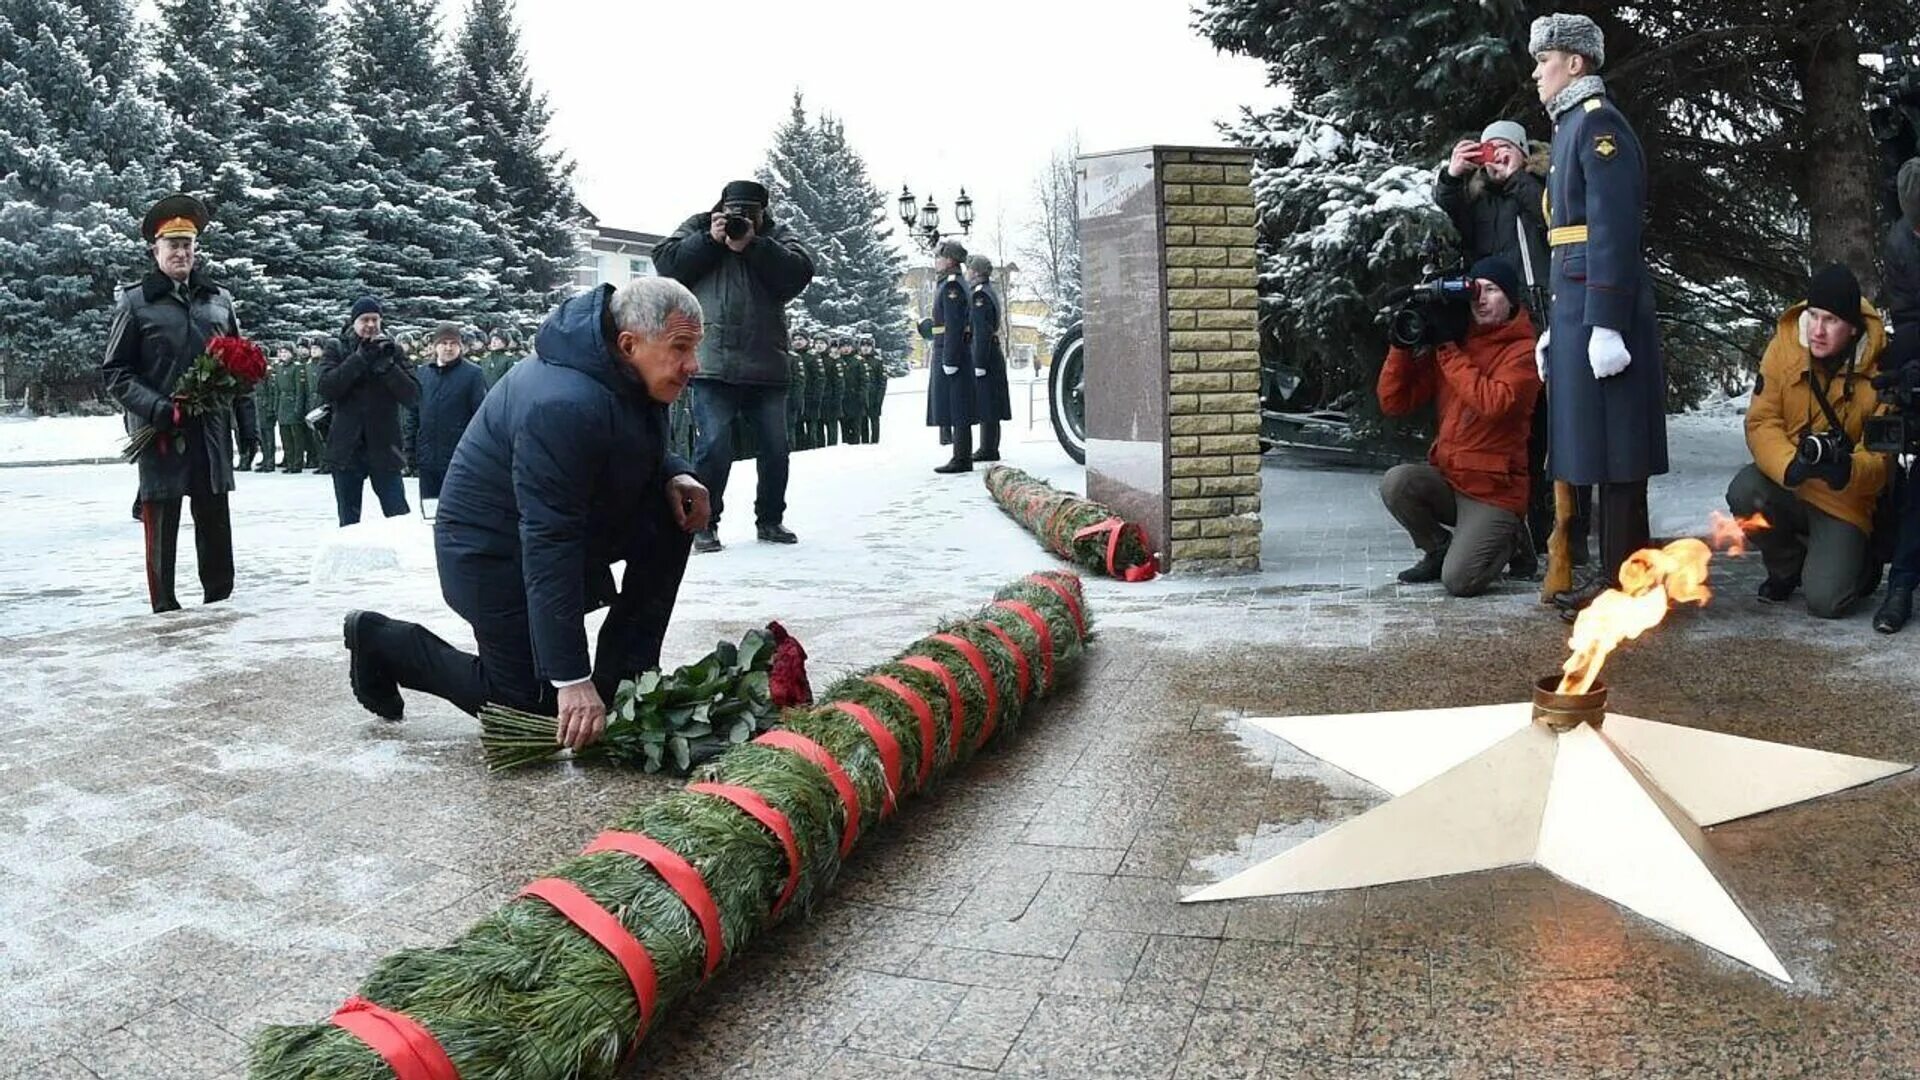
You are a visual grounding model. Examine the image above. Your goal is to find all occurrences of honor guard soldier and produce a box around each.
[101,193,257,613]
[834,335,863,445]
[1529,13,1667,618]
[965,255,1012,462]
[927,240,981,472]
[817,332,841,446]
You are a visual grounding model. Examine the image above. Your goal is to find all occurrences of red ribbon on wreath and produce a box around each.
[1072,517,1159,582]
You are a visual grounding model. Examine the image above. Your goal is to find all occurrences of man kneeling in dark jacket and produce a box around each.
[342,278,712,750]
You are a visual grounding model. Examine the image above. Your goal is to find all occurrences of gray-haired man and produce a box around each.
[342,278,711,751]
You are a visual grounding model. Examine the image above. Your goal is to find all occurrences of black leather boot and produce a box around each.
[1875,585,1914,634]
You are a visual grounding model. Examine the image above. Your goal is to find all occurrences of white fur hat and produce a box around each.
[1529,14,1605,69]
[1479,121,1530,150]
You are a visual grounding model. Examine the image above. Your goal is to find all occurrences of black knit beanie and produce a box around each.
[1805,263,1864,331]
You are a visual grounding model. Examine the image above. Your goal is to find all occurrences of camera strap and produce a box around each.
[1808,363,1849,437]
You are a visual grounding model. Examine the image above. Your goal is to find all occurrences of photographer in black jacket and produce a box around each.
[318,296,421,526]
[652,180,815,553]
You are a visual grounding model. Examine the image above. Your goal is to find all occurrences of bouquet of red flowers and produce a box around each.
[122,334,269,461]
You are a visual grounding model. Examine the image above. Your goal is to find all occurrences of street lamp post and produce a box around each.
[897,184,974,252]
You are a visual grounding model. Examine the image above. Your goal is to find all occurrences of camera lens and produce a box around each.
[1388,308,1426,349]
[724,215,751,241]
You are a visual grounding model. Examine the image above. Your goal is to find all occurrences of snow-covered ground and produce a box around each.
[0,413,125,466]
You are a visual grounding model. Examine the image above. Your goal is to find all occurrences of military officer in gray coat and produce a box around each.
[1529,13,1668,615]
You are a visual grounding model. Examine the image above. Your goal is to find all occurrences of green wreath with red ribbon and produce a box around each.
[249,572,1092,1080]
[984,465,1158,581]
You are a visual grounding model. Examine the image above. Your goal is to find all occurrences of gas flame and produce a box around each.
[1707,511,1770,557]
[1559,538,1713,695]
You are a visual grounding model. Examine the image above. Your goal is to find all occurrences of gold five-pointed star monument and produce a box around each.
[1181,678,1910,982]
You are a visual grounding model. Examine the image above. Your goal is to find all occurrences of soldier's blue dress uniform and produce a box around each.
[926,269,978,465]
[1543,89,1667,487]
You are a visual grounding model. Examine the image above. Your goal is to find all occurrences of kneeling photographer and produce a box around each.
[1377,257,1542,597]
[1727,265,1891,620]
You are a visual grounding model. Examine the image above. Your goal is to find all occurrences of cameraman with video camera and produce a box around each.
[318,295,420,527]
[1377,257,1542,597]
[1873,159,1920,632]
[1727,265,1891,620]
[653,180,815,554]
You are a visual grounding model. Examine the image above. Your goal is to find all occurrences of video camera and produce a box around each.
[1387,276,1480,349]
[1864,358,1920,454]
[721,201,760,241]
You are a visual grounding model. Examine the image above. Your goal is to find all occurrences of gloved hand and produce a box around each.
[1784,458,1810,488]
[150,399,179,431]
[1430,301,1471,347]
[974,367,987,377]
[942,365,958,376]
[1535,328,1550,383]
[1822,452,1854,490]
[1589,327,1631,379]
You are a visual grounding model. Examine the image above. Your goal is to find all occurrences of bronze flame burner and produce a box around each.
[1532,675,1607,731]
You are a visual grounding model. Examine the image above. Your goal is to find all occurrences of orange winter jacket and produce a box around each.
[1745,300,1890,533]
[1376,310,1541,515]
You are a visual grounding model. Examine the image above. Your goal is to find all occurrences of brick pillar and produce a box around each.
[1080,146,1261,574]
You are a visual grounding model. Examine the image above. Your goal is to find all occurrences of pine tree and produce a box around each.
[152,0,259,300]
[757,93,907,355]
[451,0,580,311]
[227,0,370,341]
[0,0,173,407]
[339,0,499,327]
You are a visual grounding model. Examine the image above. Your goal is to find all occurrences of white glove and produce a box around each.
[974,368,986,377]
[1534,329,1550,383]
[941,365,958,376]
[1588,327,1631,379]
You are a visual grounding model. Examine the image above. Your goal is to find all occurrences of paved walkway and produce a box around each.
[3,412,1917,1078]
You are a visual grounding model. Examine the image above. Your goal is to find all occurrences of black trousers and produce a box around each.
[1889,461,1920,591]
[363,510,694,715]
[141,493,233,613]
[979,420,1000,456]
[1596,480,1651,584]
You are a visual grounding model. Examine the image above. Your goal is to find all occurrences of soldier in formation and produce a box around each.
[788,325,812,449]
[860,333,887,444]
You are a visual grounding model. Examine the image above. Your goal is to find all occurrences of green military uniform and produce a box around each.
[300,343,330,473]
[817,340,840,446]
[836,342,864,445]
[786,348,808,450]
[273,353,312,472]
[250,352,282,469]
[802,344,826,449]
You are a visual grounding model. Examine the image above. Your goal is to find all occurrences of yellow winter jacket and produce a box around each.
[1745,300,1890,533]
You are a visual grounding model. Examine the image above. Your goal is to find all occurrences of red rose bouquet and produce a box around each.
[122,334,269,461]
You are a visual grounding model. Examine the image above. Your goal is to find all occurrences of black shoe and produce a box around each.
[756,523,798,544]
[934,459,973,474]
[1507,534,1539,580]
[343,611,404,721]
[1757,575,1800,605]
[1552,576,1612,613]
[281,465,303,474]
[1874,586,1912,634]
[692,530,722,554]
[973,451,1001,463]
[1571,545,1591,568]
[1396,545,1448,584]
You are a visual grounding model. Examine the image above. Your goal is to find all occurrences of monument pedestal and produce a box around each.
[1077,146,1263,573]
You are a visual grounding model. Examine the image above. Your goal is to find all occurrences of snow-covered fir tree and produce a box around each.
[227,0,371,342]
[339,0,499,327]
[1227,105,1449,428]
[757,92,907,356]
[152,0,259,299]
[0,0,173,405]
[451,0,580,312]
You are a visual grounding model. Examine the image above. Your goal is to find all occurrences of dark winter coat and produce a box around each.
[1543,92,1668,486]
[101,268,258,501]
[1433,147,1551,311]
[403,358,489,475]
[651,211,815,387]
[1377,309,1541,515]
[926,271,980,427]
[433,285,696,683]
[970,282,1013,422]
[318,328,421,473]
[1883,219,1920,340]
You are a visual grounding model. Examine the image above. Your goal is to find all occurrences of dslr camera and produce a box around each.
[1796,428,1851,467]
[1387,276,1480,349]
[1864,359,1919,454]
[721,201,760,242]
